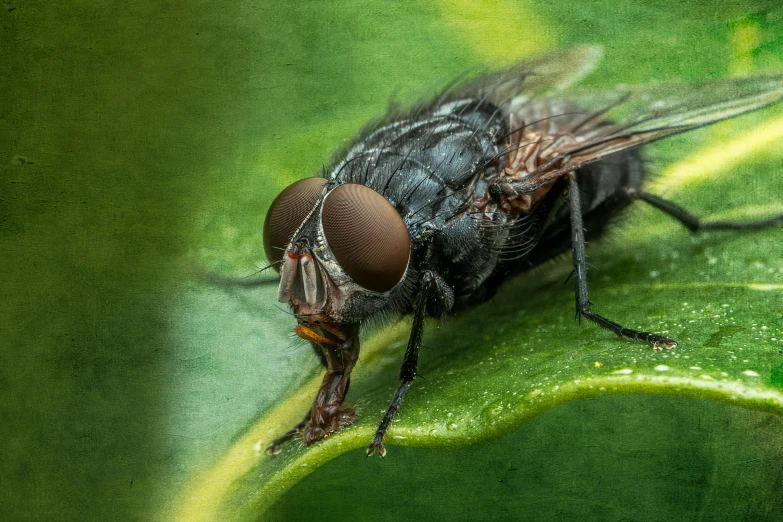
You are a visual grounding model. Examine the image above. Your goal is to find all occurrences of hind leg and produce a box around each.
[566,174,677,349]
[632,190,783,231]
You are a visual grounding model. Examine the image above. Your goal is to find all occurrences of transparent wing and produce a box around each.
[434,45,603,106]
[333,46,604,171]
[509,74,783,190]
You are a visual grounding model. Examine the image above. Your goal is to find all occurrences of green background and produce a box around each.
[2,1,783,521]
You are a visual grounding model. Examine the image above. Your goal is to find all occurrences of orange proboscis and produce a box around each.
[294,324,340,349]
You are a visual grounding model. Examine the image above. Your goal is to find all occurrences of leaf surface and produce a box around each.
[172,110,783,520]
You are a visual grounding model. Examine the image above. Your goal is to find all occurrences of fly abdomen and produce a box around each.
[521,149,646,270]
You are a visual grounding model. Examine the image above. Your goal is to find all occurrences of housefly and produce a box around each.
[233,47,783,457]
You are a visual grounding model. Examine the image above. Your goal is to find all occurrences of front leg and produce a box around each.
[265,410,311,455]
[566,172,677,350]
[266,324,361,454]
[366,271,441,457]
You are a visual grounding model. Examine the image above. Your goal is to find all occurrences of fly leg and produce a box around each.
[367,271,436,457]
[632,190,783,231]
[303,369,357,446]
[267,330,360,454]
[301,327,361,446]
[567,173,677,350]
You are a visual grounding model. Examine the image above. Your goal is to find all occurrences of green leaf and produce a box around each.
[170,103,783,522]
[169,4,783,516]
[6,1,783,521]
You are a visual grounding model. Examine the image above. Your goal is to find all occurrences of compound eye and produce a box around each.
[263,178,327,268]
[322,183,410,292]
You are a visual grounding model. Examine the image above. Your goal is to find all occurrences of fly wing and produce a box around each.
[332,46,605,195]
[434,45,603,106]
[509,74,783,191]
[360,46,604,134]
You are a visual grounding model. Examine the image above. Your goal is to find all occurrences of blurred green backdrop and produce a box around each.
[2,1,783,521]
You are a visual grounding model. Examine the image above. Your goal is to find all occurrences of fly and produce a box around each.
[222,47,783,457]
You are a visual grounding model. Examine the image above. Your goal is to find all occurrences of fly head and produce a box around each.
[263,178,413,331]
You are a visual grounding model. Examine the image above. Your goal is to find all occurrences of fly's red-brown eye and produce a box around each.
[322,183,410,292]
[263,177,327,268]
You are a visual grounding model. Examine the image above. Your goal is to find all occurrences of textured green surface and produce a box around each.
[267,396,783,522]
[3,1,783,521]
